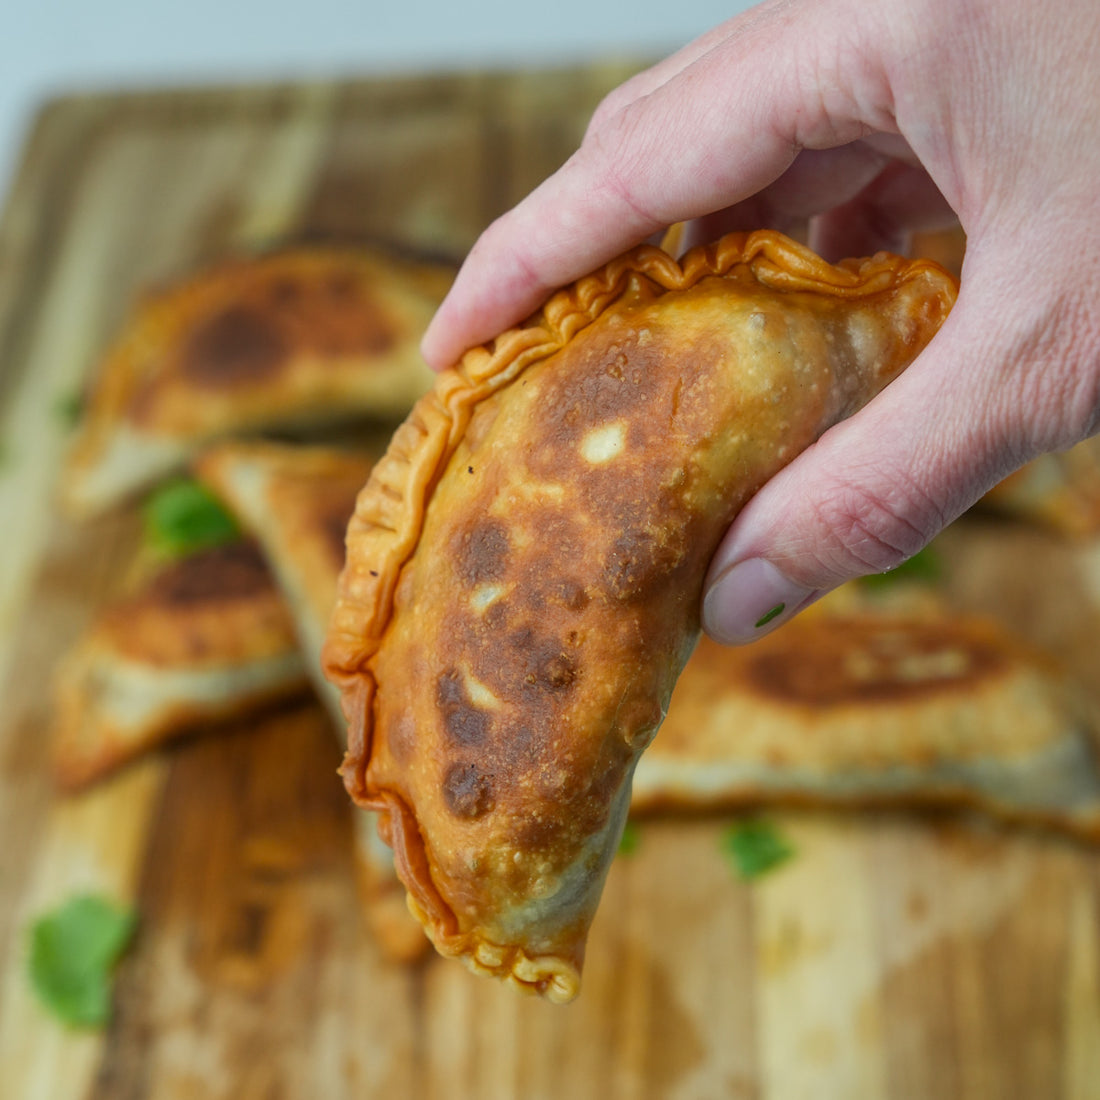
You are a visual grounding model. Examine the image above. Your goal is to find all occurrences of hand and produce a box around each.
[421,0,1100,643]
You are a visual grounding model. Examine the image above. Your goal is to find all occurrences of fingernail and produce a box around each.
[703,558,819,645]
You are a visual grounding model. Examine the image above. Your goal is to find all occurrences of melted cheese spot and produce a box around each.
[580,422,627,465]
[464,672,502,710]
[470,583,505,613]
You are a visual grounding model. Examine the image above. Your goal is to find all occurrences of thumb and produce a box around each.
[701,258,1099,644]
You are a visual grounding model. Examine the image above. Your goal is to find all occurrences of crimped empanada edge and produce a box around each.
[374,783,583,1002]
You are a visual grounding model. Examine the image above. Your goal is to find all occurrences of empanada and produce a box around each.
[324,230,958,1002]
[60,245,454,518]
[51,540,308,790]
[633,600,1100,839]
[195,441,376,693]
[195,440,428,961]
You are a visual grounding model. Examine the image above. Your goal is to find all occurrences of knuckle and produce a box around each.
[585,62,669,140]
[585,83,636,138]
[574,111,661,229]
[805,476,940,580]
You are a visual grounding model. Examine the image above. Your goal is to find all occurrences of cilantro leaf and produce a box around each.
[617,821,641,857]
[28,894,137,1028]
[722,820,795,881]
[754,603,786,628]
[53,391,84,428]
[143,478,240,558]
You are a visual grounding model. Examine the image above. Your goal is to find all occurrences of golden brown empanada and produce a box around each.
[324,230,958,1002]
[910,225,966,279]
[194,440,428,961]
[60,245,454,518]
[51,541,308,790]
[633,600,1100,839]
[195,441,376,692]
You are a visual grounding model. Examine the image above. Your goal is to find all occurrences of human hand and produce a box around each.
[420,0,1100,644]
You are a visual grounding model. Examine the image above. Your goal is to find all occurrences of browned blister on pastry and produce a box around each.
[60,246,453,517]
[323,230,958,1002]
[51,541,308,790]
[633,603,1100,838]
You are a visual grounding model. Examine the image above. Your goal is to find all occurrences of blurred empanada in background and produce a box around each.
[324,229,959,1002]
[195,440,375,693]
[50,540,308,791]
[635,594,1100,840]
[59,245,454,518]
[195,439,428,962]
[980,436,1100,537]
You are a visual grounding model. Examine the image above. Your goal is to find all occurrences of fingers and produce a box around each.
[674,143,906,254]
[808,160,959,261]
[419,152,663,369]
[421,0,896,369]
[701,252,1099,645]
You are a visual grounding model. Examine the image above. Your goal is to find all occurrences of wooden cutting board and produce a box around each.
[1,64,1099,1100]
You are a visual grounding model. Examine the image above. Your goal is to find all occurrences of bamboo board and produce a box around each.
[0,64,1098,1100]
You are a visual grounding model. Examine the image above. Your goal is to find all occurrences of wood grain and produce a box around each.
[0,65,1099,1100]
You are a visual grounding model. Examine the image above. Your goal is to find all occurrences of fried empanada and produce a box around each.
[633,602,1100,839]
[195,441,376,692]
[195,440,429,961]
[60,245,454,518]
[51,541,308,790]
[324,230,958,1002]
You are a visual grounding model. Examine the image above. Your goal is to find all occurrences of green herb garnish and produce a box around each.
[722,820,794,881]
[142,478,240,557]
[53,391,84,428]
[28,894,137,1028]
[754,603,786,629]
[617,821,641,857]
[859,546,941,589]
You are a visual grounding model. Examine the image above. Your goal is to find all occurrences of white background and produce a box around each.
[0,0,754,204]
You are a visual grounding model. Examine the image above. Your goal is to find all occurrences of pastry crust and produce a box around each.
[51,541,308,790]
[323,230,958,1002]
[633,603,1100,839]
[60,246,453,518]
[195,440,429,962]
[195,440,377,695]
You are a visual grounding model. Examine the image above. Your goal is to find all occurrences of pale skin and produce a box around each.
[421,0,1100,644]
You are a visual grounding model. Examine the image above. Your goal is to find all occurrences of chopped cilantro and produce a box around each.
[28,894,137,1028]
[617,821,641,857]
[860,546,941,589]
[722,819,794,881]
[755,603,786,629]
[142,478,240,557]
